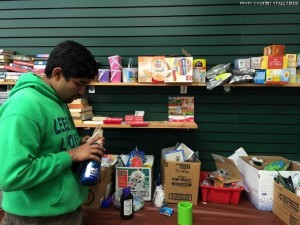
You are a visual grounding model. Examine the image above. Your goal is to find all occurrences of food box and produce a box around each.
[264,45,285,56]
[261,56,288,69]
[164,57,193,83]
[265,69,289,84]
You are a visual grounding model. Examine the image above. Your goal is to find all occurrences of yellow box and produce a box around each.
[285,54,297,68]
[266,69,289,84]
[193,58,206,69]
[261,56,287,69]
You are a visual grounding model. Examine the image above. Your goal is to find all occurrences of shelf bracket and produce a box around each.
[180,85,187,94]
[88,85,95,93]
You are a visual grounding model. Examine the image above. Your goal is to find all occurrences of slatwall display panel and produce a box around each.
[1,0,300,170]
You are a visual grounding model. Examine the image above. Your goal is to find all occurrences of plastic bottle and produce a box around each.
[120,187,134,220]
[79,127,103,186]
[79,159,101,186]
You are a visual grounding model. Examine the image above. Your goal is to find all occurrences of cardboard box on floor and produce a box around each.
[211,153,243,184]
[161,157,201,205]
[237,156,300,211]
[82,164,115,209]
[273,181,300,225]
[115,155,154,201]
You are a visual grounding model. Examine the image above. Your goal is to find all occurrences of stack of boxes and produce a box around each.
[234,44,299,85]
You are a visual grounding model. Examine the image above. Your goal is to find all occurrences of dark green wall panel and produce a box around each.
[0,0,299,171]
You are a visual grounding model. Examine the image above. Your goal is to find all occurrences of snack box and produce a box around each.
[164,57,193,83]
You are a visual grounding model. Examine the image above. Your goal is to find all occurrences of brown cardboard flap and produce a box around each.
[212,154,243,184]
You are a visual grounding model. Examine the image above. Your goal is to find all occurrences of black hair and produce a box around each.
[44,40,98,80]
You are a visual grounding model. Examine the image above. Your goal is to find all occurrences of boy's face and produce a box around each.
[52,68,92,103]
[59,77,91,103]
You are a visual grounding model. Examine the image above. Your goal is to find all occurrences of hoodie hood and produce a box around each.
[9,72,61,104]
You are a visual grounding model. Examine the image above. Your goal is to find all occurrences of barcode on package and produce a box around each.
[289,215,298,225]
[169,193,192,201]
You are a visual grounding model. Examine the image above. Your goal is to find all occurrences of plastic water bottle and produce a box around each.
[79,127,103,186]
[120,187,134,220]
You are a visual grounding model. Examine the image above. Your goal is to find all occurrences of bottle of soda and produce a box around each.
[120,187,134,220]
[79,127,103,186]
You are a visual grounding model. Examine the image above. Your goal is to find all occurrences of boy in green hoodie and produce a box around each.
[0,40,105,225]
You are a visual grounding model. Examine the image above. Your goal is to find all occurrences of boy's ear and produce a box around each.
[52,67,63,80]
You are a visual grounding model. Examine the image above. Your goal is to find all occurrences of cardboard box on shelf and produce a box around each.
[161,157,201,205]
[138,56,165,83]
[261,56,288,69]
[264,45,285,56]
[115,155,154,201]
[273,181,300,225]
[164,57,193,83]
[266,69,290,84]
[237,156,300,211]
[82,164,115,209]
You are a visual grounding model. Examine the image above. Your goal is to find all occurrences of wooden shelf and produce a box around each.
[1,81,300,88]
[75,121,198,129]
[0,81,16,85]
[89,82,200,86]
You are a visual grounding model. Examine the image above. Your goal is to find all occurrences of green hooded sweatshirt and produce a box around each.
[0,73,88,216]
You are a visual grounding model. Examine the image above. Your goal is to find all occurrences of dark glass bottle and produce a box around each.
[120,187,134,220]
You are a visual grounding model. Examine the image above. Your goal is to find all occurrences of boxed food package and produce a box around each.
[138,56,165,83]
[254,69,266,84]
[250,57,262,69]
[115,155,154,201]
[288,68,297,84]
[273,181,300,225]
[237,156,300,210]
[234,58,251,69]
[161,157,201,205]
[82,164,115,209]
[164,57,193,83]
[261,56,288,69]
[265,69,289,84]
[286,54,297,68]
[264,45,285,56]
